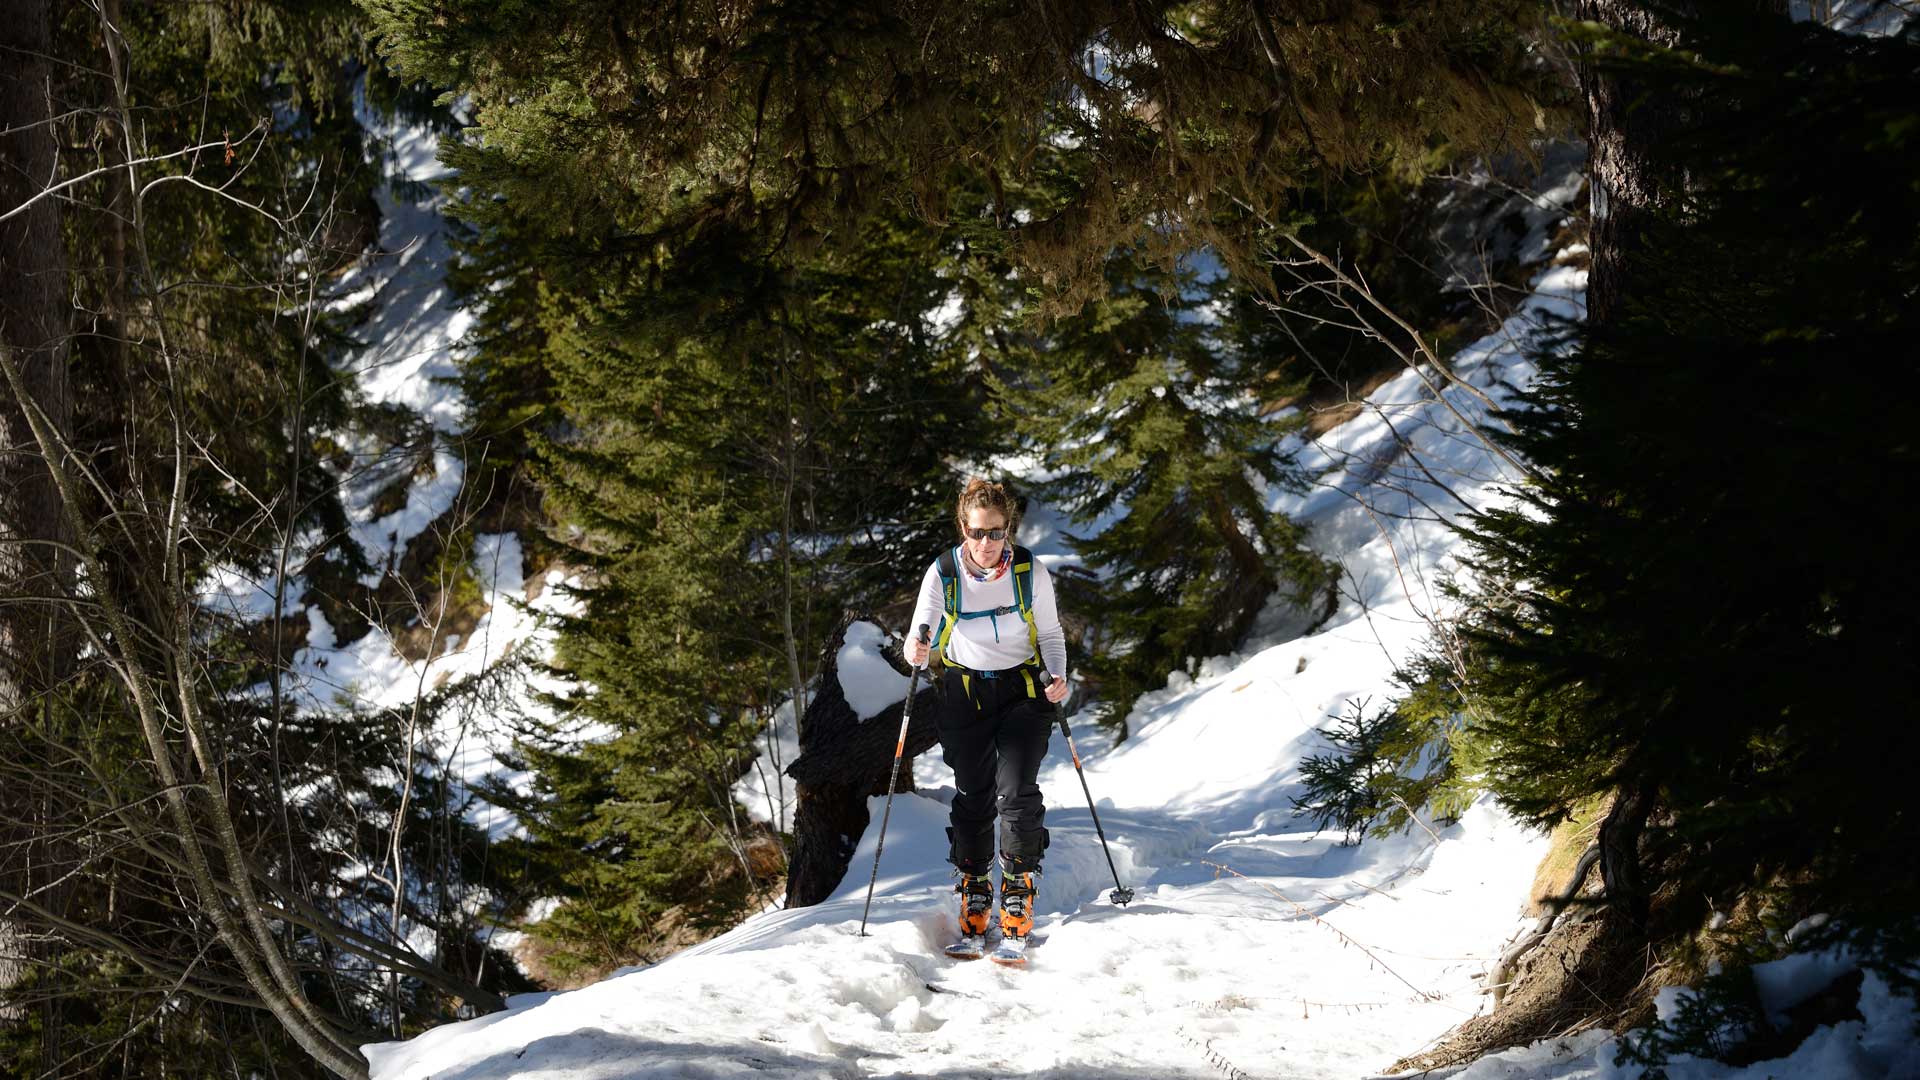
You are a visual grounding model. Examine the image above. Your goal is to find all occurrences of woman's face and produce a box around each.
[962,506,1009,568]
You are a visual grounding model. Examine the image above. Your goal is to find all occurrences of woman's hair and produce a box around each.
[954,477,1020,539]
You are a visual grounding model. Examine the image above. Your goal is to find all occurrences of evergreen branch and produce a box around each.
[1247,3,1325,175]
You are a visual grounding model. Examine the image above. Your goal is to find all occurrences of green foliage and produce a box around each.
[362,0,1561,313]
[986,251,1333,730]
[1292,698,1411,844]
[1610,927,1886,1080]
[0,954,319,1079]
[52,0,380,588]
[1457,9,1920,970]
[1613,967,1771,1077]
[1378,645,1495,830]
[485,476,787,974]
[0,655,536,1075]
[1287,636,1502,843]
[460,194,1007,966]
[0,4,543,1073]
[360,0,1561,970]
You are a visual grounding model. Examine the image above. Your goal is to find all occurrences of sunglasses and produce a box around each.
[963,527,1008,541]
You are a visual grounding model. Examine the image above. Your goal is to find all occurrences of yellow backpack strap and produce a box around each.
[934,547,962,663]
[1011,545,1039,666]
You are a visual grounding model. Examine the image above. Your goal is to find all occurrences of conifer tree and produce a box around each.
[362,0,1555,310]
[1413,11,1920,1061]
[356,3,1569,959]
[473,206,1004,970]
[988,252,1332,730]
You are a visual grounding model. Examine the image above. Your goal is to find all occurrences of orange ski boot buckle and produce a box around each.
[999,872,1037,939]
[956,873,994,937]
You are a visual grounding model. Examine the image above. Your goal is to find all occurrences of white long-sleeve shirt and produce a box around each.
[907,547,1068,678]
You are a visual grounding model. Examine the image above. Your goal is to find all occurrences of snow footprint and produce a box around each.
[884,995,941,1034]
[825,967,945,1034]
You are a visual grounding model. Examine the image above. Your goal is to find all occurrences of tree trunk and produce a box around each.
[1576,0,1688,328]
[783,613,943,908]
[1580,0,1792,325]
[1423,3,1690,1051]
[1596,780,1656,931]
[0,0,75,727]
[1204,490,1277,657]
[0,0,75,1032]
[1392,8,1722,1070]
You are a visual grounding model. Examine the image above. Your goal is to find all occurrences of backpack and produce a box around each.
[933,544,1040,669]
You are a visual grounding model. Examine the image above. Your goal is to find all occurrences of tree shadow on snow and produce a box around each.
[425,1028,894,1080]
[867,1065,1220,1079]
[423,1026,1264,1080]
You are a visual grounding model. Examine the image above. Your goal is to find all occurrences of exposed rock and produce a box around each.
[783,612,944,908]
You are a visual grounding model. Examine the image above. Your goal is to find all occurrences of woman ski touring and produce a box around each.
[904,478,1069,965]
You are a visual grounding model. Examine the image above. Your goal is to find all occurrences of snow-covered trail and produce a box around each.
[363,260,1587,1079]
[368,765,1544,1080]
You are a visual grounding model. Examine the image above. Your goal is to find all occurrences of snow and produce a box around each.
[196,552,311,622]
[328,84,478,590]
[371,799,1548,1080]
[1793,0,1916,37]
[358,253,1572,1078]
[1753,949,1862,1027]
[1447,967,1920,1079]
[837,621,913,721]
[269,535,585,792]
[361,239,1917,1077]
[192,96,587,862]
[733,695,802,835]
[326,113,1916,1075]
[342,108,584,815]
[337,87,471,435]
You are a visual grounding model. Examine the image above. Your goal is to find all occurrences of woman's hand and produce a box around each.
[1044,675,1070,704]
[904,636,930,668]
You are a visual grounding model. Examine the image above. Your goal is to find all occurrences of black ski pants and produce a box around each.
[937,663,1053,876]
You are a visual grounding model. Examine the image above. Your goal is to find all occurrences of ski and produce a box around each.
[988,935,1028,967]
[943,933,986,961]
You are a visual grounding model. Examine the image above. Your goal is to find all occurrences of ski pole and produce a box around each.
[1041,672,1134,906]
[859,623,931,936]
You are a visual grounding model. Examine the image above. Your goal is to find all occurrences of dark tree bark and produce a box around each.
[0,0,75,1033]
[783,613,944,909]
[1576,0,1689,329]
[0,0,74,719]
[1404,9,1693,1062]
[1393,8,1748,1071]
[1579,0,1794,320]
[1595,780,1656,931]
